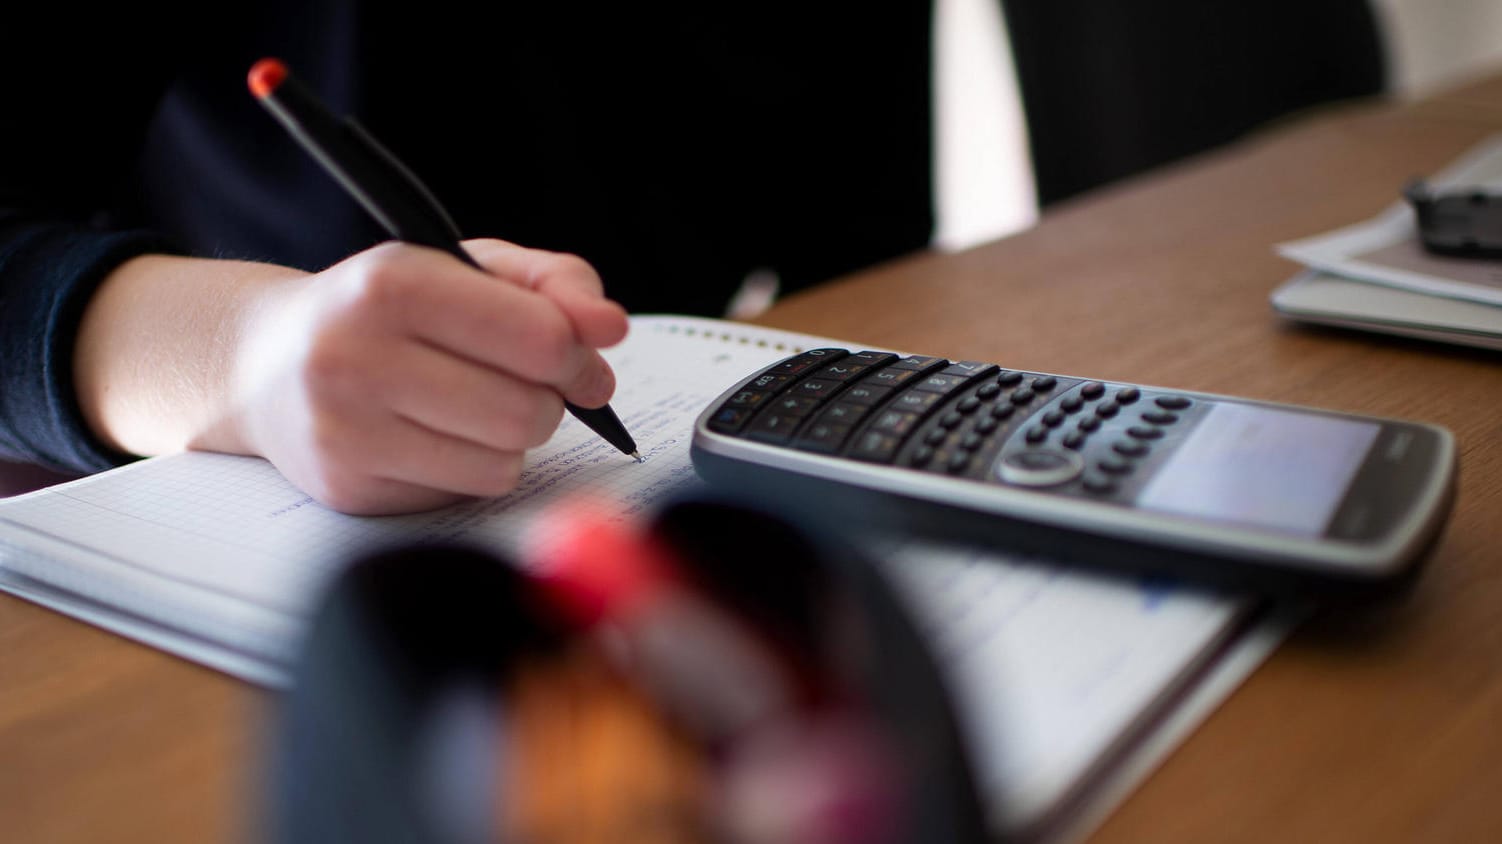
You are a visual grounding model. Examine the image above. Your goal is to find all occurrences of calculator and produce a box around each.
[690,348,1456,595]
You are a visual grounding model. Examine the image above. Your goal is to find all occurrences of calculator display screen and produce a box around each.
[1137,404,1381,536]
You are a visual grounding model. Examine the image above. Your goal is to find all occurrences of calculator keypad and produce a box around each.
[707,349,1206,505]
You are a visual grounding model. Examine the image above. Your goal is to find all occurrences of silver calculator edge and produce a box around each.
[689,364,1456,586]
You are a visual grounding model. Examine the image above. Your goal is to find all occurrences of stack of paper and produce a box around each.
[1272,136,1502,350]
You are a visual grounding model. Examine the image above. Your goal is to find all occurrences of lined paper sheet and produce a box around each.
[0,314,1267,839]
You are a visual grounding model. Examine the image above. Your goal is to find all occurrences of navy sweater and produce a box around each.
[0,2,934,472]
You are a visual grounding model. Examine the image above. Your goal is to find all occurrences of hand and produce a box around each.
[229,239,628,514]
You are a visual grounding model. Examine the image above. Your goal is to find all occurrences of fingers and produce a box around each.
[380,340,566,450]
[299,421,528,516]
[463,239,630,348]
[248,241,630,515]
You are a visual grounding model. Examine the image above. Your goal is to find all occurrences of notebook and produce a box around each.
[0,315,1289,842]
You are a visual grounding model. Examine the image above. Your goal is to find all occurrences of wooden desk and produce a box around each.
[5,69,1502,843]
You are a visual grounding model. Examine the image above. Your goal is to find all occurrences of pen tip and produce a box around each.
[631,451,643,463]
[248,58,288,99]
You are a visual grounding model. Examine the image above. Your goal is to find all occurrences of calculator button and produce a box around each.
[870,410,922,437]
[841,384,894,406]
[1062,431,1086,450]
[1010,388,1036,405]
[1097,457,1132,475]
[849,431,901,463]
[943,361,994,377]
[1076,415,1102,432]
[1155,395,1192,410]
[913,373,969,393]
[1025,425,1049,444]
[1112,439,1150,457]
[939,411,964,429]
[1127,425,1164,440]
[976,382,1002,400]
[960,432,984,451]
[888,355,946,371]
[891,391,945,413]
[746,372,796,392]
[793,379,842,399]
[1141,411,1179,425]
[793,422,853,454]
[768,395,821,417]
[707,406,756,434]
[814,362,871,382]
[848,351,897,367]
[946,452,973,474]
[910,445,936,466]
[725,389,773,409]
[975,416,1000,435]
[818,402,870,425]
[745,412,802,445]
[1042,410,1065,427]
[866,368,919,387]
[957,396,982,414]
[1080,381,1106,399]
[989,403,1017,420]
[1032,375,1058,392]
[996,371,1025,387]
[1060,394,1085,413]
[996,450,1084,487]
[1095,400,1120,418]
[923,428,949,446]
[1083,475,1118,495]
[1116,387,1141,404]
[772,349,846,376]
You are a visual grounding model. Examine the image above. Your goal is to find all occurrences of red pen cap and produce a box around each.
[247,58,288,99]
[524,499,677,627]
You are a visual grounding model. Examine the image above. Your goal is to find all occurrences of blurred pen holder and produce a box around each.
[266,493,990,844]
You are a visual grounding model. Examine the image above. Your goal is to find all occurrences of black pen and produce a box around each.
[247,58,641,463]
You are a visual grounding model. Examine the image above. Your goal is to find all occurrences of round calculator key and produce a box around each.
[1141,411,1179,425]
[960,432,984,451]
[1095,400,1120,418]
[990,403,1016,420]
[1010,388,1036,405]
[1116,387,1141,404]
[976,382,1002,400]
[1025,425,1049,444]
[1061,394,1085,413]
[975,416,1000,435]
[1077,416,1102,432]
[924,428,948,446]
[1042,410,1065,427]
[1112,439,1150,458]
[1062,431,1086,450]
[1082,474,1118,495]
[1155,395,1192,410]
[1032,375,1058,392]
[940,411,964,429]
[910,446,936,466]
[958,396,982,414]
[1097,457,1132,475]
[1127,425,1164,440]
[946,452,973,474]
[997,371,1024,387]
[1081,381,1106,399]
[996,449,1084,487]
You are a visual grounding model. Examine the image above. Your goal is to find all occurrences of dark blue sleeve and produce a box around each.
[0,222,177,472]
